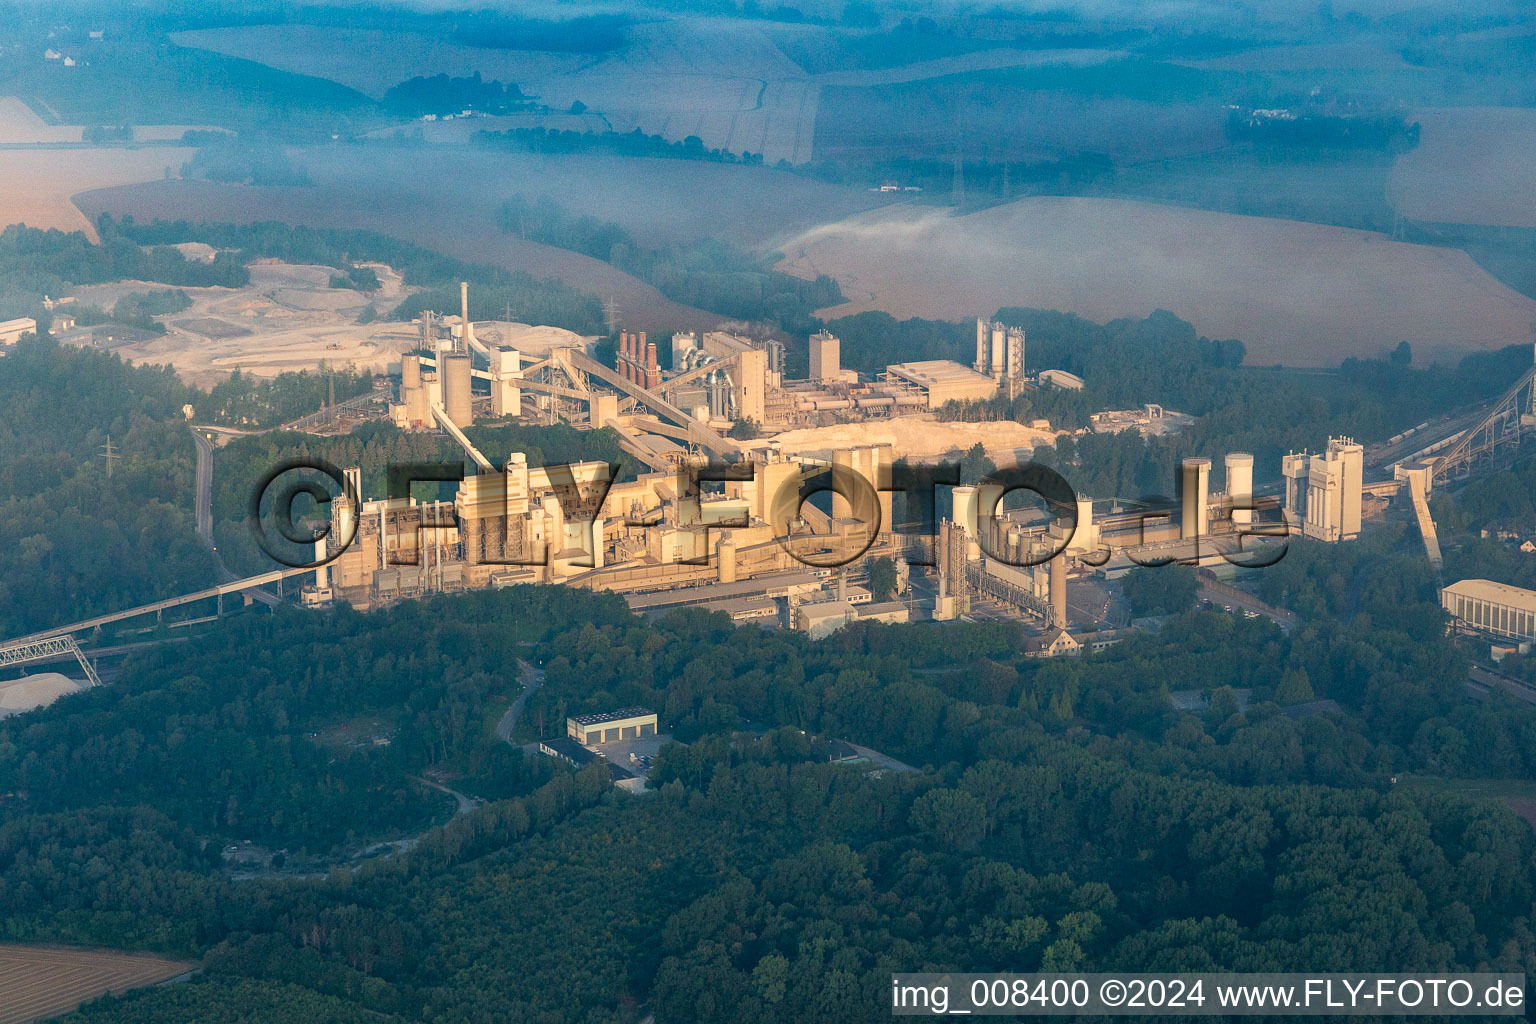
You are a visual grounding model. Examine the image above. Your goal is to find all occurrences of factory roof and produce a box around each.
[539,737,598,765]
[1442,579,1536,612]
[1038,368,1086,390]
[568,706,656,727]
[799,599,856,623]
[886,359,997,389]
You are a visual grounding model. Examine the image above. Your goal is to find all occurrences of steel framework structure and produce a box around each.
[1433,363,1536,486]
[0,634,102,687]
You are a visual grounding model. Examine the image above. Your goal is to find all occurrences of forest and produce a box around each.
[197,368,375,430]
[0,572,1528,1024]
[383,73,537,118]
[0,339,215,638]
[474,125,771,165]
[0,222,247,331]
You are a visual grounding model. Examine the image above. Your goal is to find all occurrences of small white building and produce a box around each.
[796,599,857,639]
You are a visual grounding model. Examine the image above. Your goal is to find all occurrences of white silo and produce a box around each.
[1181,458,1212,541]
[1225,452,1254,528]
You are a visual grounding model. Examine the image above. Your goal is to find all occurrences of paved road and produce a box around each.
[847,742,919,773]
[193,429,280,607]
[415,777,484,816]
[496,659,545,745]
[1198,582,1295,631]
[193,431,215,542]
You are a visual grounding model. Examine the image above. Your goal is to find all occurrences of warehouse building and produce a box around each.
[1441,579,1536,643]
[0,317,38,346]
[567,707,658,746]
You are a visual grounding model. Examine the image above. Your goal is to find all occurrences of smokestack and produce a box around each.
[646,342,658,371]
[1050,554,1066,628]
[459,281,470,352]
[1181,457,1212,542]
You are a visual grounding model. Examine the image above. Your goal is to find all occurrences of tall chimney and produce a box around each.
[459,281,470,352]
[1050,554,1066,628]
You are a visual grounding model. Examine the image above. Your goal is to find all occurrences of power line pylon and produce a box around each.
[100,435,120,478]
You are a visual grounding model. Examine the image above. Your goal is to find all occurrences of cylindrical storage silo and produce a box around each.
[1181,458,1212,541]
[1225,452,1254,527]
[444,352,473,427]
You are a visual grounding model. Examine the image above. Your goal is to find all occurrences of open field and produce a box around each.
[0,944,191,1024]
[0,96,82,144]
[175,19,821,163]
[287,145,887,250]
[812,47,1124,87]
[778,196,1536,367]
[0,147,191,239]
[76,177,721,336]
[1388,106,1536,228]
[813,67,1225,164]
[73,143,893,331]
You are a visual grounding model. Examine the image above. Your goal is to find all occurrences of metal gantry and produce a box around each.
[0,634,102,687]
[1433,363,1536,486]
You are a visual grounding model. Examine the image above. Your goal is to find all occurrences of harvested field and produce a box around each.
[73,139,892,332]
[0,944,191,1024]
[1388,106,1536,228]
[813,47,1123,87]
[0,96,82,144]
[0,147,192,239]
[778,196,1536,367]
[175,19,821,163]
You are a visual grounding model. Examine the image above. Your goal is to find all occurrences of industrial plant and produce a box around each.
[282,285,1536,653]
[6,281,1531,665]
